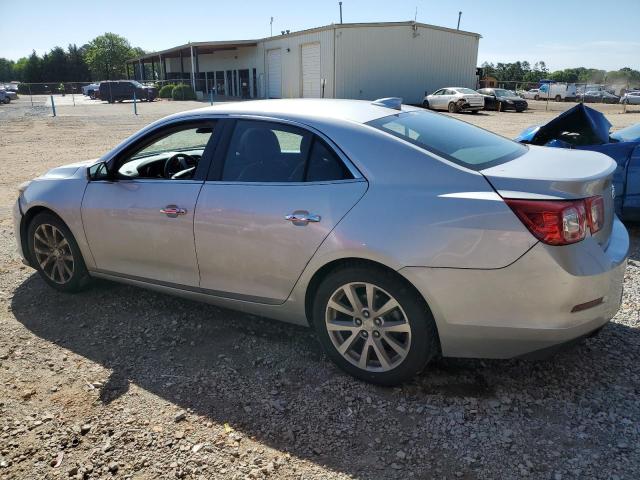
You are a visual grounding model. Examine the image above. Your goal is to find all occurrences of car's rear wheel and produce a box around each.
[312,266,439,385]
[555,95,562,102]
[534,95,539,101]
[27,212,91,293]
[448,102,458,113]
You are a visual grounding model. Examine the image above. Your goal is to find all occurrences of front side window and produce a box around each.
[367,111,527,170]
[117,123,214,179]
[221,120,353,182]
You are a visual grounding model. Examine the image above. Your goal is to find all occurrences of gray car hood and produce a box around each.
[38,159,96,180]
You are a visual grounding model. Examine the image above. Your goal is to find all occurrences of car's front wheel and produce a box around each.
[312,266,439,385]
[448,102,458,113]
[422,100,430,109]
[27,212,91,293]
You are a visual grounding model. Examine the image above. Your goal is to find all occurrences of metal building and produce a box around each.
[126,21,480,104]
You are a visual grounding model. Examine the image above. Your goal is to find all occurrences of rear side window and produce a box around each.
[306,140,352,182]
[220,120,354,182]
[367,111,527,170]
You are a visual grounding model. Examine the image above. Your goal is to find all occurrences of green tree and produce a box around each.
[23,50,43,83]
[0,58,14,81]
[84,33,137,80]
[41,46,68,81]
[67,44,91,81]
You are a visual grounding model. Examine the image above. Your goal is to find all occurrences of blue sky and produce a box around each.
[1,0,638,71]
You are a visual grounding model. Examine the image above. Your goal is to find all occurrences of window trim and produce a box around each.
[206,117,362,184]
[108,119,220,182]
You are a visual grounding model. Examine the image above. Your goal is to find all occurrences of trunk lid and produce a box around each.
[481,145,616,245]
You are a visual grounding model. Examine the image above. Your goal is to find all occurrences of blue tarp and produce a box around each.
[516,103,612,145]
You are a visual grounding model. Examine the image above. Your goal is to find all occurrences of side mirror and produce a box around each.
[87,161,112,181]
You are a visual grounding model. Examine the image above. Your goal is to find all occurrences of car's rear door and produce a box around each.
[81,119,218,287]
[194,118,367,304]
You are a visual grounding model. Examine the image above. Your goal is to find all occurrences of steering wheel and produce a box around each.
[164,153,197,179]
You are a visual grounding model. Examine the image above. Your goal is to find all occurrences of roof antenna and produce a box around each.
[270,17,274,37]
[414,6,417,22]
[339,2,343,24]
[457,11,462,30]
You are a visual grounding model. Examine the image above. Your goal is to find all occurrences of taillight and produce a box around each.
[505,196,603,246]
[585,196,604,234]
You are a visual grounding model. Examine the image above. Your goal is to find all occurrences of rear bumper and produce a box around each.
[400,217,629,359]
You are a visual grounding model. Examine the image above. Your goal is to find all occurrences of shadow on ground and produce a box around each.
[10,255,639,479]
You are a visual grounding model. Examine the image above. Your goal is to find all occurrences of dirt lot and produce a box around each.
[0,96,639,480]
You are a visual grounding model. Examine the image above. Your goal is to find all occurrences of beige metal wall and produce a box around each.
[257,28,335,99]
[334,24,479,104]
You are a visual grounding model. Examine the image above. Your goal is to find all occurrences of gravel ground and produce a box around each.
[1,96,639,480]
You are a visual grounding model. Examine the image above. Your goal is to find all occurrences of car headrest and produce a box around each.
[238,128,281,161]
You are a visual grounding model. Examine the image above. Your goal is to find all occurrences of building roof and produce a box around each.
[127,20,481,63]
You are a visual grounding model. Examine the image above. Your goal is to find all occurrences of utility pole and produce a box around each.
[457,11,462,30]
[339,2,343,24]
[270,17,274,37]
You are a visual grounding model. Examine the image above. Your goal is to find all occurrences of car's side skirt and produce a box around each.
[88,269,310,326]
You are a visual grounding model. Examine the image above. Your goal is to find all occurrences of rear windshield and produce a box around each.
[367,111,527,170]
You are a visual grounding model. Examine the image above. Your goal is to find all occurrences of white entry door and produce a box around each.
[267,49,282,98]
[301,43,321,98]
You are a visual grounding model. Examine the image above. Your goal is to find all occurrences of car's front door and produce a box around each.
[194,119,367,304]
[81,120,218,286]
[430,89,444,109]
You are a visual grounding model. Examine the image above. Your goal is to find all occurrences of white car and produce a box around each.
[522,89,541,100]
[621,91,640,105]
[423,87,484,113]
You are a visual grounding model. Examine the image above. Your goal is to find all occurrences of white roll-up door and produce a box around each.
[267,49,282,98]
[301,43,321,98]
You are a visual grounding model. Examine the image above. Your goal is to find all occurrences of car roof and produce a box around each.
[167,99,421,125]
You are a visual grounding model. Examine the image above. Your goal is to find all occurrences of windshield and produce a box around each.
[494,89,513,97]
[131,81,144,88]
[455,88,478,94]
[367,111,527,170]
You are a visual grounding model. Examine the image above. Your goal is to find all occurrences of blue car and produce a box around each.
[516,103,640,221]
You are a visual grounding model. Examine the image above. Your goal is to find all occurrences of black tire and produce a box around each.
[555,95,562,102]
[470,109,479,114]
[311,265,439,386]
[447,102,458,113]
[534,95,539,101]
[27,212,91,293]
[422,100,430,109]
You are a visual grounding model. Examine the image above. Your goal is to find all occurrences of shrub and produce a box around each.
[158,84,175,99]
[171,84,196,101]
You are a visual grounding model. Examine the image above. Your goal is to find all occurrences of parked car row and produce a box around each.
[422,87,528,113]
[518,87,640,105]
[80,80,158,103]
[0,85,18,103]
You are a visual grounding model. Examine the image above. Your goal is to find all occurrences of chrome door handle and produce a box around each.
[285,211,321,226]
[160,205,187,218]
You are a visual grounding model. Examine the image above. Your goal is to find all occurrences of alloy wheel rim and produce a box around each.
[33,224,74,284]
[325,282,411,372]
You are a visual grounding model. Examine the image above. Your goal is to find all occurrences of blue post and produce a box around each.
[133,91,137,115]
[209,89,213,105]
[50,95,56,117]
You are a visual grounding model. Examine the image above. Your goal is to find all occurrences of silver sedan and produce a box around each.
[13,98,629,385]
